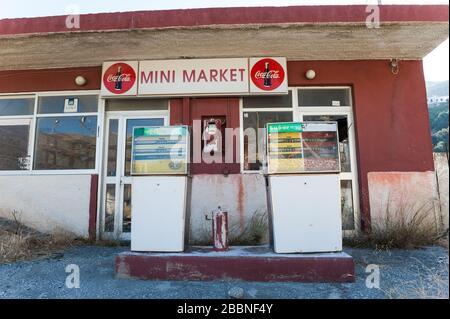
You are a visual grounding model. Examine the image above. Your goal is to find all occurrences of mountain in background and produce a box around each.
[426,80,449,97]
[426,80,449,153]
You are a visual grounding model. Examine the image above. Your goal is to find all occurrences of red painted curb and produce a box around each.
[115,252,355,283]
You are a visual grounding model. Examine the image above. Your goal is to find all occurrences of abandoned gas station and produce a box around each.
[0,5,448,281]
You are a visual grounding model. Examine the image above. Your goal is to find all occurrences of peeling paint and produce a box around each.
[237,176,245,231]
[115,249,355,282]
[367,171,439,229]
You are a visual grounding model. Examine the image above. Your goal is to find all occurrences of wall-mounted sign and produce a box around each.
[267,122,340,174]
[64,98,78,113]
[101,58,287,97]
[101,61,138,96]
[249,57,287,94]
[139,58,249,96]
[131,125,189,175]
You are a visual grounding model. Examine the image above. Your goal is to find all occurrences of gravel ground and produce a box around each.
[0,245,448,299]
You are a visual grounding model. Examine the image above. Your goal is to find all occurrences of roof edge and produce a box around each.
[0,5,448,36]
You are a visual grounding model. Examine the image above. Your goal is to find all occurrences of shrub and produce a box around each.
[345,198,442,250]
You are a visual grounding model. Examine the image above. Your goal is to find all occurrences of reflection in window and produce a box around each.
[104,184,115,233]
[122,184,132,233]
[303,115,351,172]
[0,124,30,170]
[243,111,293,171]
[243,91,292,108]
[107,119,118,176]
[298,89,350,107]
[34,116,97,170]
[38,95,98,114]
[341,180,355,230]
[0,98,34,116]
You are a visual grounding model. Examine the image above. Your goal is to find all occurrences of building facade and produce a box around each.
[0,5,448,243]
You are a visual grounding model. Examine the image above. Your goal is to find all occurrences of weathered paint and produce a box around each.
[367,171,439,231]
[287,60,435,230]
[0,175,91,237]
[189,174,268,245]
[88,174,99,241]
[0,59,437,233]
[1,5,448,36]
[237,176,245,230]
[0,67,101,93]
[115,249,355,282]
[212,210,229,251]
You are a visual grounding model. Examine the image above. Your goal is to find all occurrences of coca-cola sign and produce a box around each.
[249,57,287,93]
[101,61,138,96]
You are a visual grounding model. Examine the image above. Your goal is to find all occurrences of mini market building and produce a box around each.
[0,5,448,246]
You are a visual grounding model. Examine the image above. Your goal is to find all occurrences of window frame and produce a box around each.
[0,90,101,175]
[239,89,295,174]
[0,117,33,172]
[297,86,359,236]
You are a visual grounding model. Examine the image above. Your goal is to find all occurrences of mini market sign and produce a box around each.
[101,58,287,97]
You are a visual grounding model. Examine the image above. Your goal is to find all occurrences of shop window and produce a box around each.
[0,120,31,170]
[33,116,97,170]
[38,95,98,114]
[302,113,357,231]
[303,115,351,172]
[106,99,168,111]
[106,119,118,176]
[104,184,115,233]
[122,184,132,233]
[243,92,292,108]
[298,88,351,107]
[243,111,293,171]
[0,98,34,116]
[340,180,355,230]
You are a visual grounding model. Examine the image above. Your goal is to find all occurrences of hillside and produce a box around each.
[426,80,449,152]
[426,80,449,97]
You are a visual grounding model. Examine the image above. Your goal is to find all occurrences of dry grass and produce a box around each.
[189,211,269,246]
[0,211,80,264]
[345,199,443,250]
[385,257,449,299]
[229,211,269,246]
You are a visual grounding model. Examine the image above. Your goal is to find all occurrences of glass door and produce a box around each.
[294,87,360,236]
[301,113,360,235]
[101,112,166,240]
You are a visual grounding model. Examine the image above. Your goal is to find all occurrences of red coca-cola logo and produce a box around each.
[250,58,285,91]
[102,62,136,94]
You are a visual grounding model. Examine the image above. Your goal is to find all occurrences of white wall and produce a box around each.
[368,171,441,232]
[0,174,92,237]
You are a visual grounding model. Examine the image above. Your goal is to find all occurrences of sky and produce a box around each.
[0,0,448,81]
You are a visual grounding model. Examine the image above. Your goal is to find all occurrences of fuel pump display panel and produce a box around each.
[131,125,189,175]
[266,122,340,174]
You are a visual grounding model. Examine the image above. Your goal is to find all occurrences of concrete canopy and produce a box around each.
[0,5,448,71]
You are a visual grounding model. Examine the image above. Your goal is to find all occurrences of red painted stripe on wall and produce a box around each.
[0,5,448,36]
[89,174,99,241]
[0,67,101,93]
